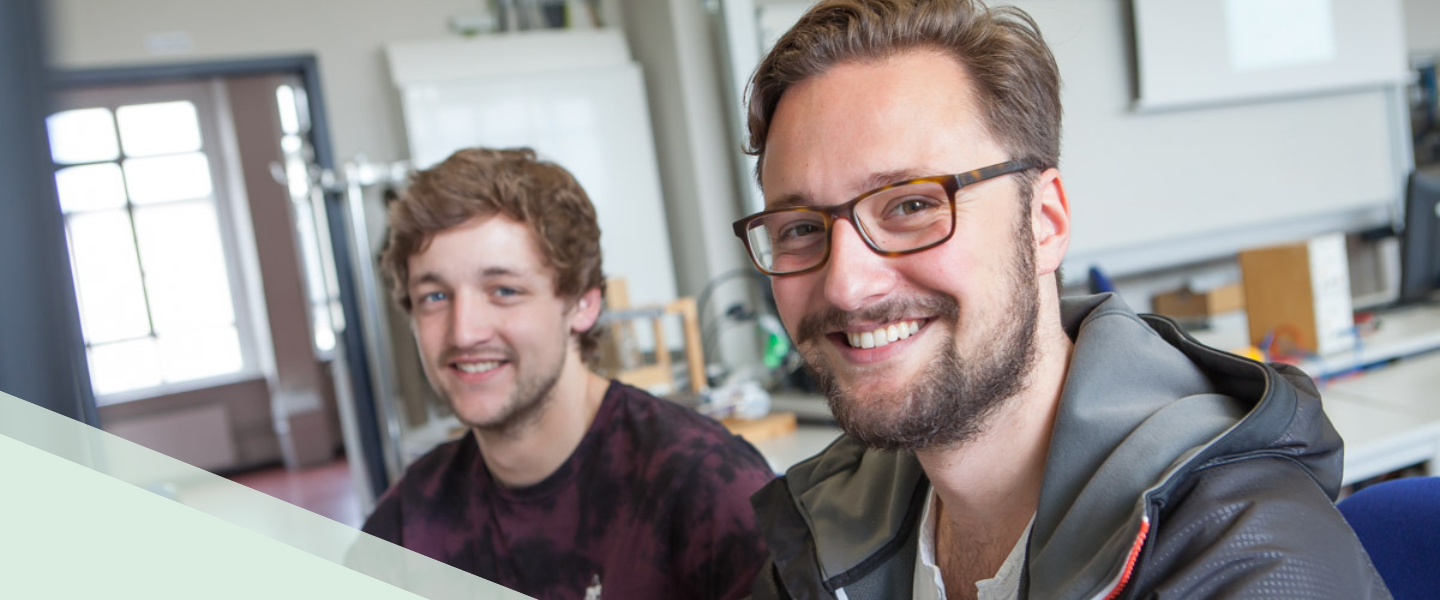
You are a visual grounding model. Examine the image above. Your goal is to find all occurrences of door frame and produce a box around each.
[53,56,391,501]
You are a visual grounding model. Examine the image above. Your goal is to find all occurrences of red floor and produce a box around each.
[226,458,364,529]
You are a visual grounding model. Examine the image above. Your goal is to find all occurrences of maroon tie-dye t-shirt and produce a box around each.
[360,381,776,600]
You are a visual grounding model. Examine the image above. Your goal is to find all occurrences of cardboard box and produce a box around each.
[1239,233,1356,356]
[1152,283,1245,320]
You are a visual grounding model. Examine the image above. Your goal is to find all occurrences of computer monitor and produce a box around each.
[1398,165,1440,305]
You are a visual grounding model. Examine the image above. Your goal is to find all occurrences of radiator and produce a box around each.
[105,403,239,471]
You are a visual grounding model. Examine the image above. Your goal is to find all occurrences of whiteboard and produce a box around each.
[388,35,681,344]
[1133,0,1408,111]
[1028,0,1407,276]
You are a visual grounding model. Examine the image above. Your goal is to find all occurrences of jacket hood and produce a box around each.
[755,293,1343,599]
[1028,293,1343,598]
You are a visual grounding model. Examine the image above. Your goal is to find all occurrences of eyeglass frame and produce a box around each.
[732,158,1042,276]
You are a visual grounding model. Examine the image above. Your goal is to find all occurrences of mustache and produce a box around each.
[440,345,516,365]
[795,294,959,344]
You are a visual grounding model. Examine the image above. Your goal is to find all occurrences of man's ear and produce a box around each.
[569,287,604,334]
[1031,167,1070,277]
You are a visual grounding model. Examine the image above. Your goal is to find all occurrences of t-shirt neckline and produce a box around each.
[471,379,624,502]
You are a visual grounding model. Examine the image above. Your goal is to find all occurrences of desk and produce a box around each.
[749,424,843,474]
[1321,350,1440,483]
[1322,392,1440,484]
[752,367,1440,486]
[1325,350,1440,415]
[1191,303,1440,379]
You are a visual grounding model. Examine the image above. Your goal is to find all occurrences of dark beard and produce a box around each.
[797,225,1040,452]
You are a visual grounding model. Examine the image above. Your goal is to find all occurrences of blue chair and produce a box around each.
[1337,476,1440,600]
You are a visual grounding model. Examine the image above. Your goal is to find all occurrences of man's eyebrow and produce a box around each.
[409,272,445,289]
[862,168,932,192]
[478,266,522,278]
[765,168,935,209]
[767,191,815,210]
[408,266,524,289]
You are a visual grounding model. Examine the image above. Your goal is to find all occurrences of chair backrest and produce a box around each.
[1337,476,1440,600]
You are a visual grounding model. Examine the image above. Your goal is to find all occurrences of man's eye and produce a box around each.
[887,197,941,217]
[778,221,823,240]
[493,286,520,298]
[418,291,448,304]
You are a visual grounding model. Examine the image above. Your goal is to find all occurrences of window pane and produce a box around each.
[67,210,152,344]
[328,298,345,333]
[281,134,302,154]
[132,200,228,275]
[116,101,203,157]
[284,156,309,199]
[55,163,128,213]
[276,85,300,135]
[47,108,120,164]
[291,193,328,304]
[131,201,235,333]
[158,326,243,383]
[312,304,335,353]
[124,152,213,204]
[89,338,162,396]
[145,271,236,334]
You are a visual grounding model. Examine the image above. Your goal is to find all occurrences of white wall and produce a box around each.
[617,0,765,375]
[48,0,476,164]
[48,1,767,389]
[1404,0,1440,54]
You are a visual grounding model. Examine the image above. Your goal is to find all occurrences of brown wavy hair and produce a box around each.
[745,0,1061,180]
[381,148,606,362]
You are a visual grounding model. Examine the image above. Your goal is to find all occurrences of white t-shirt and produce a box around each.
[912,486,1033,600]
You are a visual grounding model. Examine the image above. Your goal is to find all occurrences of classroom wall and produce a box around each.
[44,1,758,451]
[1404,0,1440,54]
[47,0,474,164]
[616,0,762,371]
[47,0,740,310]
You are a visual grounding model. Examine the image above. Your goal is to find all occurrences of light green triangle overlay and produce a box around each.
[0,390,534,600]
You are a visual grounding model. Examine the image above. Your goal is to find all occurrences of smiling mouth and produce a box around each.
[454,360,503,374]
[841,319,923,349]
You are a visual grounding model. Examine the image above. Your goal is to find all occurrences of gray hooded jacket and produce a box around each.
[751,293,1389,599]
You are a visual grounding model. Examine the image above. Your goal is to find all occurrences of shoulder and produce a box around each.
[780,434,921,499]
[362,434,475,530]
[751,436,927,588]
[393,433,474,494]
[1136,456,1388,598]
[606,381,770,471]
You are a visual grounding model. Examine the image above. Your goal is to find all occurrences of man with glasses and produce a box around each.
[735,1,1388,599]
[362,148,775,600]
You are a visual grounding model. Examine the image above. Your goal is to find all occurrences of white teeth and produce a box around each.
[845,320,922,349]
[456,361,500,374]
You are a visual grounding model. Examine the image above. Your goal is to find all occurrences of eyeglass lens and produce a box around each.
[745,180,954,274]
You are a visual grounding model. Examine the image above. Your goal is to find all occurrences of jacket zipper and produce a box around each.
[1085,515,1150,600]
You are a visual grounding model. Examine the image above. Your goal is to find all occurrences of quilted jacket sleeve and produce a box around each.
[1127,456,1391,599]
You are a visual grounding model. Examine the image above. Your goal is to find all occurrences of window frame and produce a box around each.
[51,80,263,405]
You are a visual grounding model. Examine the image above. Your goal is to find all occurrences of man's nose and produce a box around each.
[821,218,896,312]
[448,292,496,348]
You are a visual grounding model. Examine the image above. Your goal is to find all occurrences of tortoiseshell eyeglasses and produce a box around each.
[732,159,1040,276]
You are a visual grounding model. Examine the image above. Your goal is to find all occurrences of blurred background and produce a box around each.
[4,0,1440,526]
